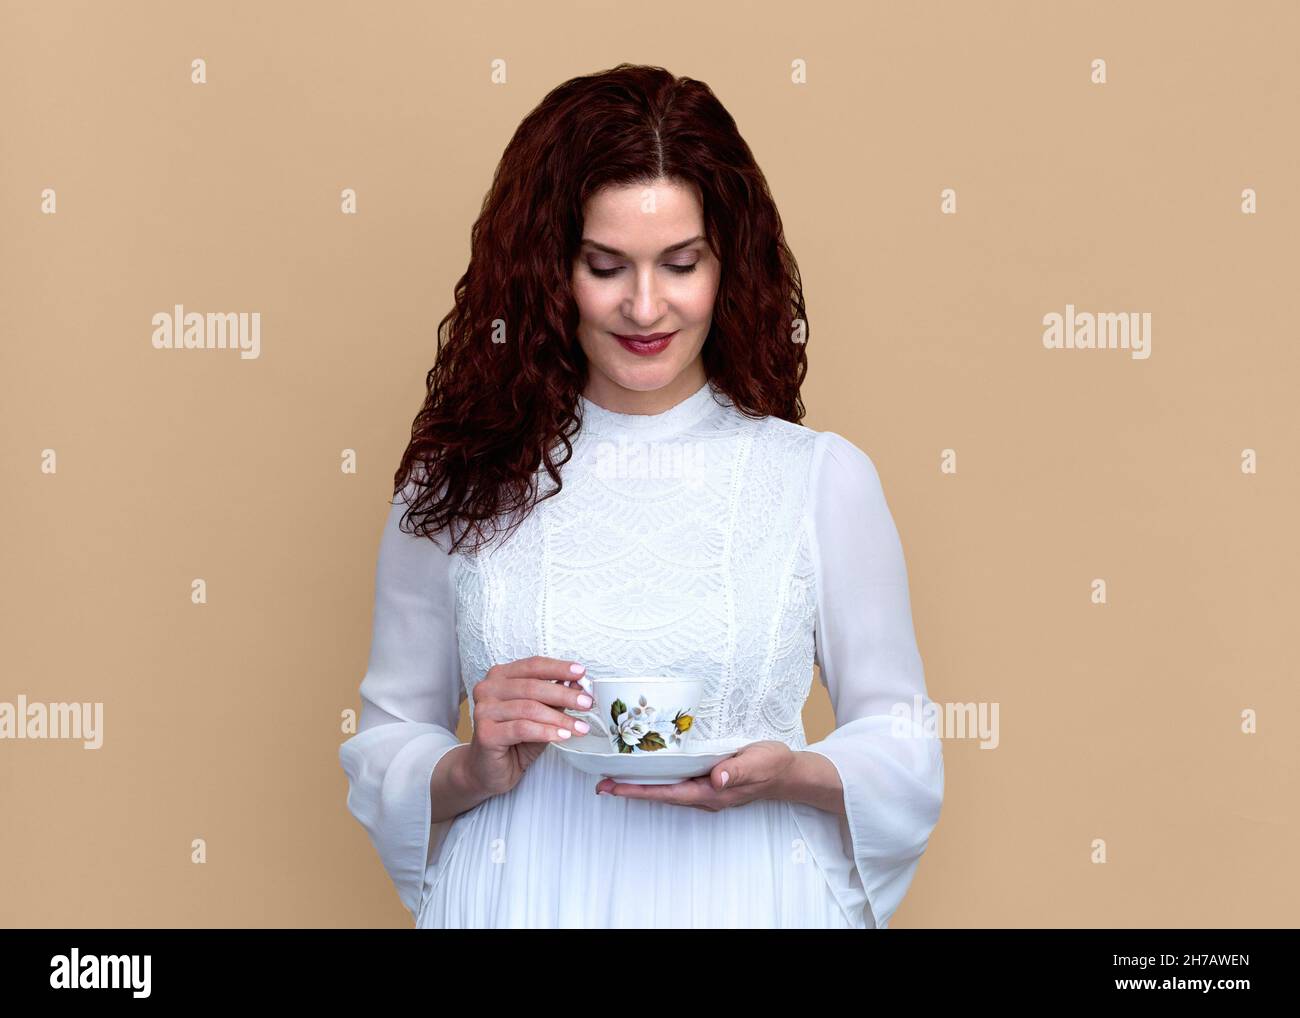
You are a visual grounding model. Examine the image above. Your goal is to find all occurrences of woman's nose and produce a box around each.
[625,268,664,322]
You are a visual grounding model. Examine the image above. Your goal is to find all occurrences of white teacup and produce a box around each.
[564,675,704,754]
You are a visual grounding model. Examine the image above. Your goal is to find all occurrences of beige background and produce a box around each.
[2,0,1296,927]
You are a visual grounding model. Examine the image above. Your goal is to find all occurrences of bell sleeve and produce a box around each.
[338,478,467,923]
[791,430,945,929]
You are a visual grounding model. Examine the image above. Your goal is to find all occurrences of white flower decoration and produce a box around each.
[615,710,648,747]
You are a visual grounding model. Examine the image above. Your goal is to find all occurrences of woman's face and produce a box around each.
[572,177,720,412]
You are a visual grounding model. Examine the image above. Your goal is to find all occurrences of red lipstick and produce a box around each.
[612,330,677,356]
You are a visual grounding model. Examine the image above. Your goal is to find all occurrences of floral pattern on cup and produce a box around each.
[609,695,694,753]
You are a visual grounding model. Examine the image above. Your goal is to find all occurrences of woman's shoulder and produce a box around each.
[804,429,889,514]
[742,419,884,511]
[749,416,878,481]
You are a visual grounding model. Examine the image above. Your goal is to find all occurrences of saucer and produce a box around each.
[551,733,754,784]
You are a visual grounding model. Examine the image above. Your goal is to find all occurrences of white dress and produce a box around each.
[339,379,944,929]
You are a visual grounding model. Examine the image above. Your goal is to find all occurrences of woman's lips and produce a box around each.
[612,330,677,355]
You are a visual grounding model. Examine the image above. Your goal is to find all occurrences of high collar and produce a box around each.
[577,379,727,440]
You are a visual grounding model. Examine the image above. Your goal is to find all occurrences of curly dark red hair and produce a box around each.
[394,62,810,555]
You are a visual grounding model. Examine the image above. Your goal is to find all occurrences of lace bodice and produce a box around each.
[452,379,820,747]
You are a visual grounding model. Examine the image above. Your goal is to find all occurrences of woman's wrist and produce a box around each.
[430,743,494,822]
[771,750,847,816]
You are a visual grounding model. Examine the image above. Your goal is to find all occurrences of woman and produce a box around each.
[338,63,943,929]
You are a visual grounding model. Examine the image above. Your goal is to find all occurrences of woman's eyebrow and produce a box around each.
[580,235,704,257]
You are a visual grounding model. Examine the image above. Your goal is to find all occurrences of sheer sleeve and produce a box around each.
[793,430,944,929]
[338,477,467,923]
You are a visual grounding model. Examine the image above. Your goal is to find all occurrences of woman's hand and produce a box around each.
[593,740,796,811]
[464,656,594,798]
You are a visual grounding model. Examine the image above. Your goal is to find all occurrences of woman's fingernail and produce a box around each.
[570,663,586,675]
[557,728,571,739]
[577,694,593,707]
[574,720,590,733]
[720,771,730,786]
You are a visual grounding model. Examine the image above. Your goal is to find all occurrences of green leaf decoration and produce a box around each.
[637,731,667,752]
[610,699,627,726]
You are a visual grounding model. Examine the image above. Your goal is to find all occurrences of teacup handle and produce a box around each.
[563,676,613,739]
[563,706,613,739]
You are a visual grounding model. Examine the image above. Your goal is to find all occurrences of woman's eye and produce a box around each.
[589,263,698,278]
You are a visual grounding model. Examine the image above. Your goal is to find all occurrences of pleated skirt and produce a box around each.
[418,743,860,929]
